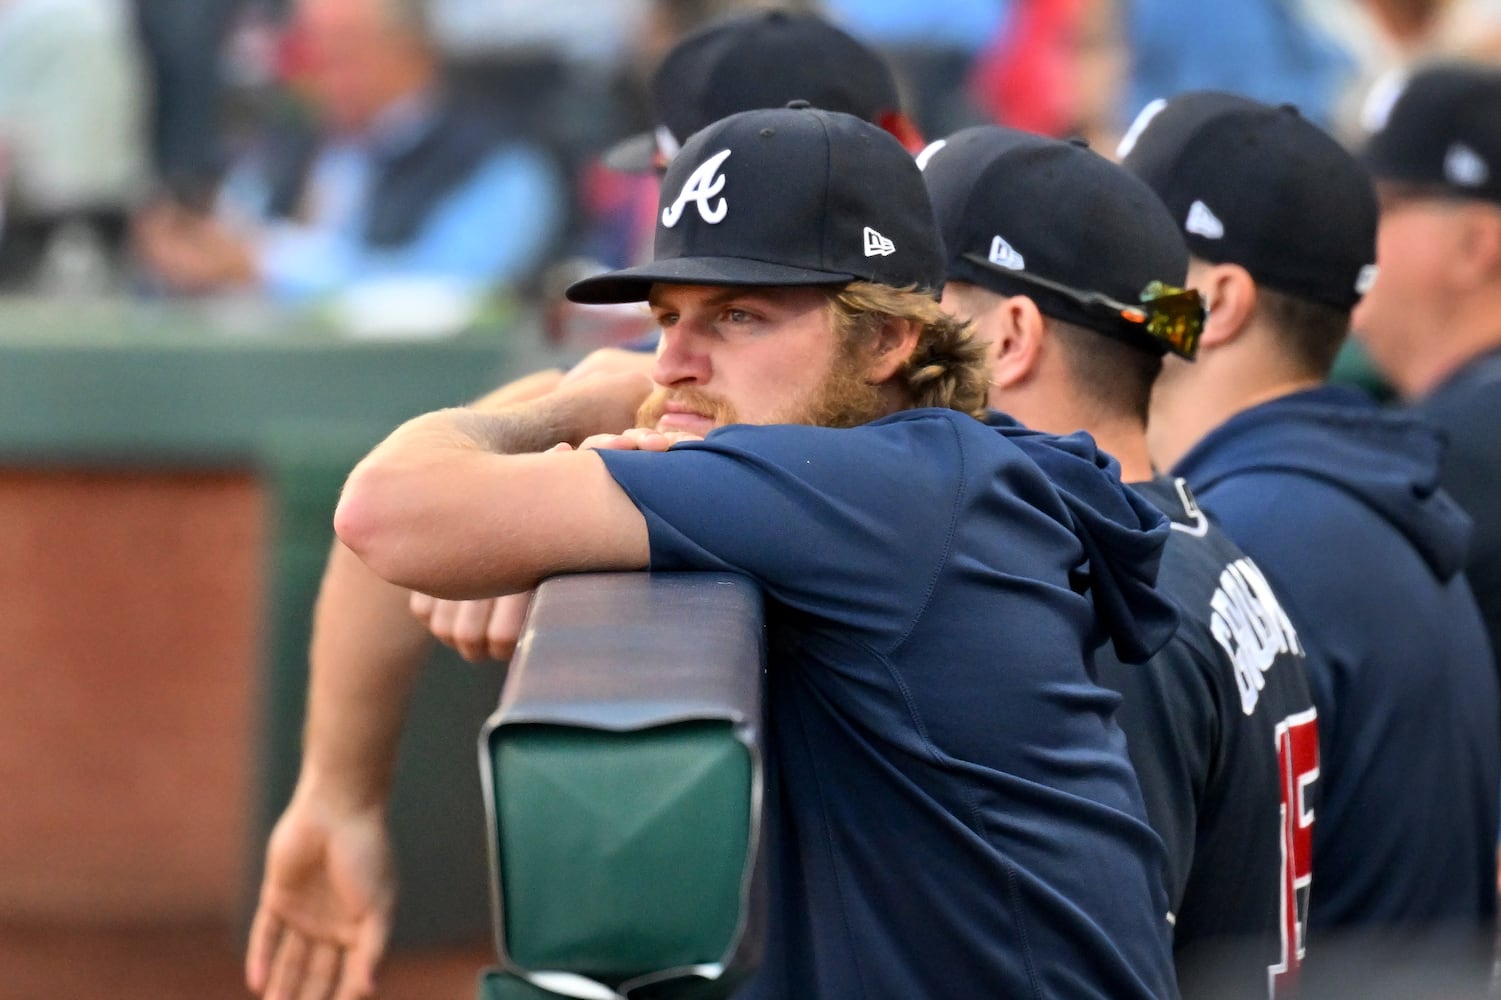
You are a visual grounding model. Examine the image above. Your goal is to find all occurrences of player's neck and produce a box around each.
[1402,307,1501,398]
[998,388,1154,482]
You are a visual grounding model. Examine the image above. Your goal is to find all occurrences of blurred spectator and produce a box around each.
[427,0,644,65]
[1316,0,1501,141]
[133,0,566,333]
[1019,0,1357,151]
[430,0,647,253]
[1123,0,1353,142]
[968,0,1084,139]
[0,0,152,295]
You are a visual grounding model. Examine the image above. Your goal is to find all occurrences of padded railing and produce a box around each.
[478,573,767,1000]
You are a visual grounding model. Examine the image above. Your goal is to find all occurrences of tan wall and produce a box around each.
[0,470,265,922]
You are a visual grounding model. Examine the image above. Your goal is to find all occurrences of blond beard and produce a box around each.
[635,344,888,432]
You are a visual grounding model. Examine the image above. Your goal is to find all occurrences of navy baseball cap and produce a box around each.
[1119,91,1379,311]
[1361,62,1501,204]
[603,9,905,173]
[920,126,1197,357]
[567,105,944,304]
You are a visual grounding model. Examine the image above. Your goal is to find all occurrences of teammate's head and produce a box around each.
[568,105,986,431]
[1352,62,1501,397]
[1119,91,1378,379]
[920,126,1200,425]
[604,8,918,174]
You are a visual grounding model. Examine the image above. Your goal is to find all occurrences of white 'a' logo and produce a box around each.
[662,149,733,228]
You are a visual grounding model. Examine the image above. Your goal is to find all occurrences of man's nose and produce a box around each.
[652,325,712,386]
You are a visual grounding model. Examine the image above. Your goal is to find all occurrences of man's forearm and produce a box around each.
[291,375,646,809]
[336,374,654,600]
[295,540,432,810]
[289,400,574,809]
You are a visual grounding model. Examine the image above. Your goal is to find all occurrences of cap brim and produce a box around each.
[565,256,857,304]
[601,131,659,173]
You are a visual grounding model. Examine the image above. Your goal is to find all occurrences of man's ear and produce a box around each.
[1456,203,1501,286]
[988,295,1046,390]
[865,315,922,383]
[1195,262,1258,349]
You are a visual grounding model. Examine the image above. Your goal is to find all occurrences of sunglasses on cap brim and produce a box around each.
[961,252,1205,360]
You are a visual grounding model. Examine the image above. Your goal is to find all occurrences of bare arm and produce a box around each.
[403,351,659,660]
[246,541,428,999]
[247,363,648,998]
[336,374,654,598]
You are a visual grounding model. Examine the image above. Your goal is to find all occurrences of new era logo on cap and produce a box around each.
[1445,143,1490,189]
[864,227,896,256]
[1185,200,1224,240]
[988,235,1025,270]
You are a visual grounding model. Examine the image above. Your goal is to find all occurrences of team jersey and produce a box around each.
[1172,385,1501,998]
[600,408,1181,1000]
[1098,475,1318,1000]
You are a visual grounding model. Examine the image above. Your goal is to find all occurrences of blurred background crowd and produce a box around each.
[1,0,1497,347]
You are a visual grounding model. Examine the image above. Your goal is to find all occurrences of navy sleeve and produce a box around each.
[596,414,969,649]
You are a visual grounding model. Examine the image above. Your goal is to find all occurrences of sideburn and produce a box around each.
[796,337,889,429]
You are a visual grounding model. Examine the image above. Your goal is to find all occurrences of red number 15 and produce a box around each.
[1269,708,1319,997]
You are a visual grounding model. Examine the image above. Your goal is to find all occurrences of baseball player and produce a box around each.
[1121,92,1501,998]
[252,105,1182,999]
[921,124,1319,1000]
[414,6,924,659]
[1354,62,1501,682]
[246,22,934,996]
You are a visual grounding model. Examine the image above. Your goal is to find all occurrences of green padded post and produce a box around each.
[493,721,751,977]
[480,572,766,999]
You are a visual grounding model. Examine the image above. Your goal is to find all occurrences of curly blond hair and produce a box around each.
[827,282,990,418]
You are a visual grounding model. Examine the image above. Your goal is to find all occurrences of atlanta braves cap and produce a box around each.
[1119,91,1378,311]
[920,126,1193,355]
[566,104,944,304]
[602,9,904,173]
[1361,62,1501,205]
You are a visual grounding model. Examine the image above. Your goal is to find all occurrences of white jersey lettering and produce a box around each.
[1209,558,1304,715]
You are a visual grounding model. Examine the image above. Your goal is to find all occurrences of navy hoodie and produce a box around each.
[1172,385,1500,987]
[602,408,1180,999]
